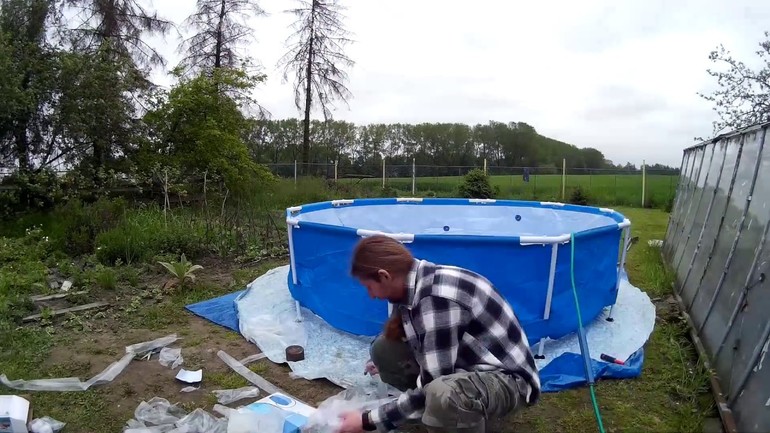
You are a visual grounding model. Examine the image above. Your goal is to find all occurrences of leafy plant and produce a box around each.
[458,169,495,199]
[158,254,203,290]
[568,186,590,206]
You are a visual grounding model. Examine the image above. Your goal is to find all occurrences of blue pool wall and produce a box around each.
[285,198,628,346]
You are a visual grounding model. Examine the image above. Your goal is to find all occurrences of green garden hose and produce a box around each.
[570,232,607,433]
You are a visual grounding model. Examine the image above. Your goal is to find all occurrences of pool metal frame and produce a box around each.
[285,197,631,350]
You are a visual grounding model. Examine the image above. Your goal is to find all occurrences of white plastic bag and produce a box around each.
[29,416,66,433]
[212,386,260,405]
[159,347,183,369]
[227,407,285,433]
[303,386,399,433]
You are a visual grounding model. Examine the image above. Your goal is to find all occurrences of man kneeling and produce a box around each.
[336,235,541,433]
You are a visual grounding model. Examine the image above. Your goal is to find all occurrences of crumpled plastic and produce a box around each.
[159,347,183,369]
[212,386,260,405]
[302,384,402,433]
[125,397,228,433]
[0,334,179,391]
[29,416,66,433]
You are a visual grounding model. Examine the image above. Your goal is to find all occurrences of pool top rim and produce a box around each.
[285,197,630,245]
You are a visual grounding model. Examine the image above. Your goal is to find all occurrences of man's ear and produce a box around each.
[377,269,391,282]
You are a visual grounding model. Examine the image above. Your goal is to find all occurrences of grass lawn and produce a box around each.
[344,174,679,210]
[0,202,714,432]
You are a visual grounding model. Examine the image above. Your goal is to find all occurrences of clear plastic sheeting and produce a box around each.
[236,266,386,391]
[303,385,402,433]
[295,201,620,237]
[0,334,178,391]
[226,408,284,433]
[29,416,66,433]
[236,265,655,393]
[125,397,227,433]
[212,386,260,405]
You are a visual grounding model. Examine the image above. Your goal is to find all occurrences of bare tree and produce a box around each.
[60,0,173,71]
[699,31,770,136]
[278,0,354,172]
[177,0,267,76]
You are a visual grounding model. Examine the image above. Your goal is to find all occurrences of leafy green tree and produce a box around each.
[140,67,275,194]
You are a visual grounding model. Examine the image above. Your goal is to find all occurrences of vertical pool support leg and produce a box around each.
[286,219,299,286]
[536,243,559,360]
[608,226,631,322]
[295,300,302,322]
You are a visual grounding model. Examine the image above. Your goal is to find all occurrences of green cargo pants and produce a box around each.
[370,334,528,433]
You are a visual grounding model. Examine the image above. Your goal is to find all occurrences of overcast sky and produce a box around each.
[145,0,770,167]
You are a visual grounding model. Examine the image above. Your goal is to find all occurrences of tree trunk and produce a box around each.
[214,0,226,69]
[301,2,316,175]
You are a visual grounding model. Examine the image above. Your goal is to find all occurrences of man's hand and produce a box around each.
[364,359,379,376]
[337,411,364,433]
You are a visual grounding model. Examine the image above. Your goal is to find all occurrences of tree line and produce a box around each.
[3,0,760,205]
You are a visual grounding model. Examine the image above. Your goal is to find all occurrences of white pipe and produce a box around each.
[540,201,565,207]
[388,302,393,316]
[543,243,559,320]
[642,160,646,207]
[618,218,631,229]
[469,198,496,204]
[334,160,338,181]
[295,300,302,322]
[356,229,415,243]
[332,199,354,206]
[287,222,298,285]
[609,226,631,321]
[287,206,302,214]
[519,233,571,245]
[396,197,423,203]
[599,207,615,213]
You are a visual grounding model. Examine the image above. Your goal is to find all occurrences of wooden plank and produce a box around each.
[30,290,88,302]
[22,302,109,323]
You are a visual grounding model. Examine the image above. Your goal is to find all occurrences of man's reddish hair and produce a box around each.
[350,235,414,281]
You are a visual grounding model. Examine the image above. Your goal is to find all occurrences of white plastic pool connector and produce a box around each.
[617,218,631,229]
[396,197,423,203]
[469,199,496,204]
[287,206,303,214]
[519,233,571,245]
[356,229,415,243]
[540,201,565,207]
[332,199,354,206]
[388,302,394,316]
[542,243,559,320]
[286,221,299,285]
[599,207,614,213]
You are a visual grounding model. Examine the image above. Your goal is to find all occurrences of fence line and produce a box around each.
[267,158,679,208]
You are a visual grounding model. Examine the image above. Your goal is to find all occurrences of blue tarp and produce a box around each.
[185,291,646,393]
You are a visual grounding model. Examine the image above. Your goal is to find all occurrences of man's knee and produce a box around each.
[422,371,524,428]
[369,334,419,391]
[422,374,485,429]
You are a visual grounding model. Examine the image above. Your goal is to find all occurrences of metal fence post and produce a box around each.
[561,158,566,200]
[294,160,297,184]
[642,160,647,207]
[412,158,416,194]
[334,160,338,182]
[382,157,385,188]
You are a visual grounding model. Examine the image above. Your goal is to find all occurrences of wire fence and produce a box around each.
[266,160,680,209]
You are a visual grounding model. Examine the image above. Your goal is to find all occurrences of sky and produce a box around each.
[142,0,770,167]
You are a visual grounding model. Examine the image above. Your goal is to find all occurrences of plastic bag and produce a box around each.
[134,397,187,426]
[212,386,260,405]
[176,408,226,433]
[302,385,400,433]
[29,416,66,433]
[159,347,184,369]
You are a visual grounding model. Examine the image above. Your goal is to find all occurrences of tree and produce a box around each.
[0,0,60,174]
[278,0,355,174]
[699,31,770,135]
[140,67,274,194]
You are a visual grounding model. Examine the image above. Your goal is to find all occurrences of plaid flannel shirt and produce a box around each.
[366,258,541,431]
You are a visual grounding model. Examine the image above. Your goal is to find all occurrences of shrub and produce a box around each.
[568,186,590,206]
[458,169,495,199]
[50,197,127,256]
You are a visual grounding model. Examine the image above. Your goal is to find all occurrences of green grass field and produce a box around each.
[338,174,678,210]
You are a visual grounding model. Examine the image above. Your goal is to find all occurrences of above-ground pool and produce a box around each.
[285,198,631,347]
